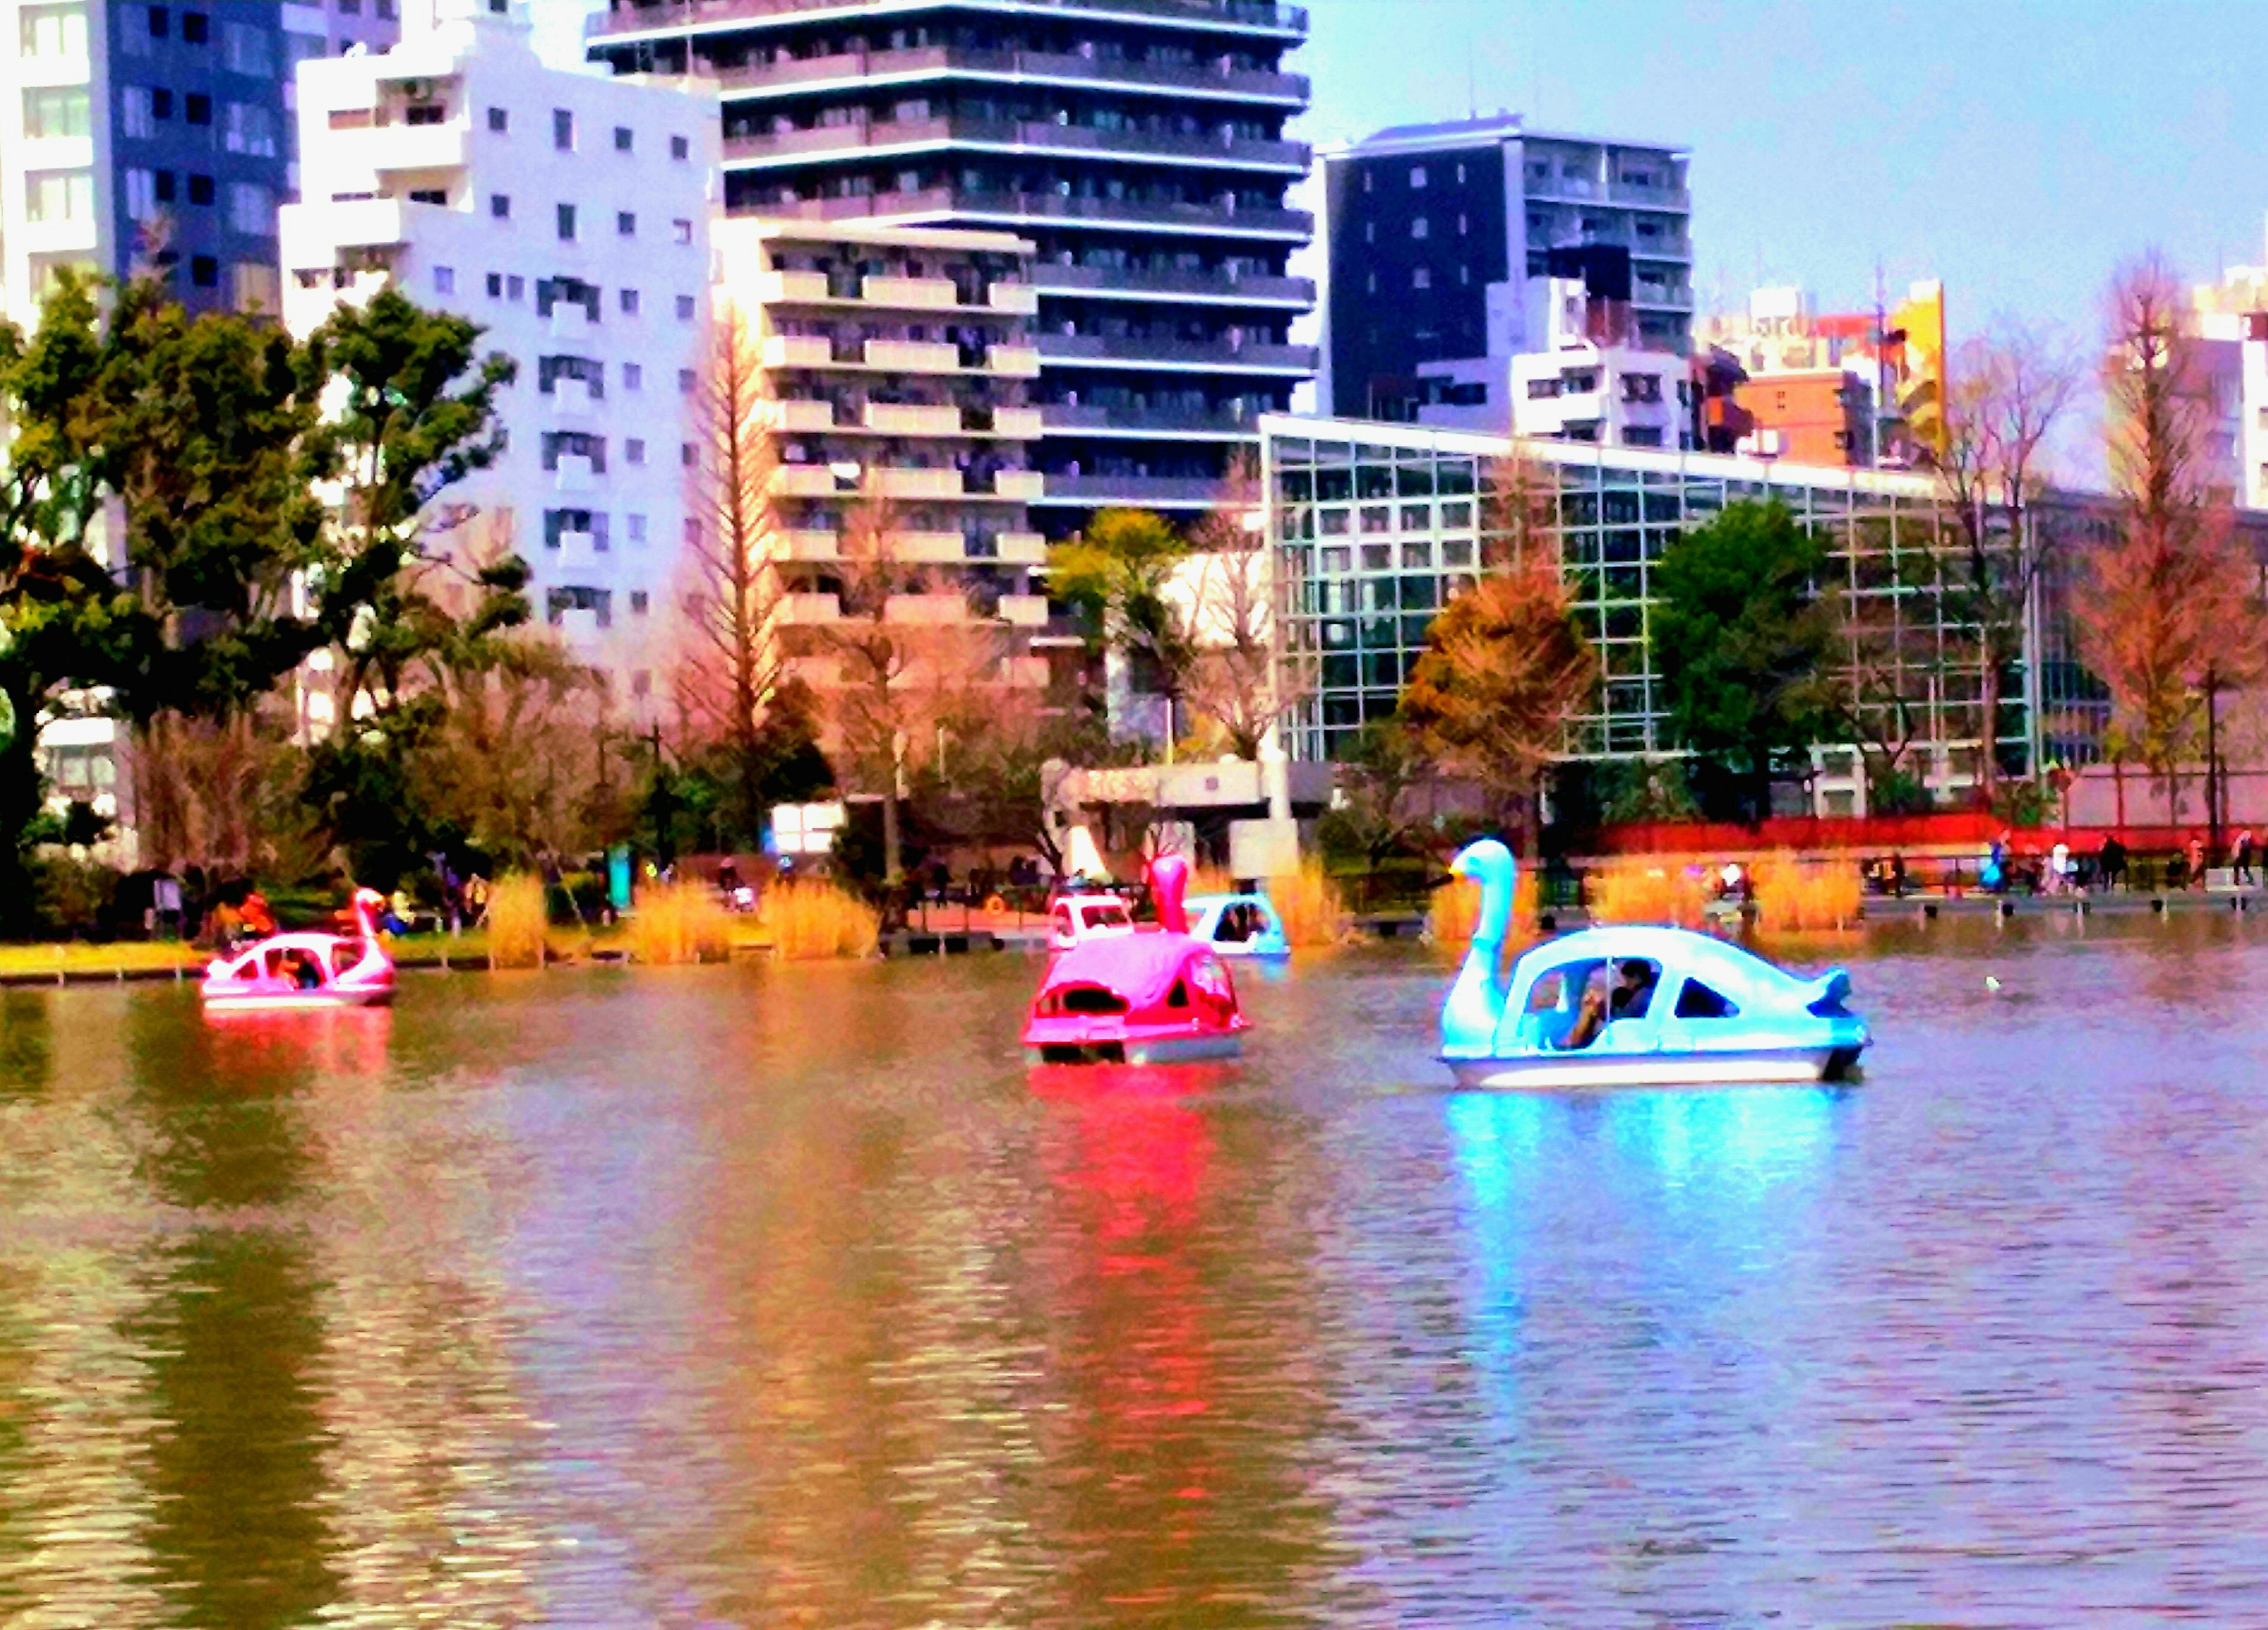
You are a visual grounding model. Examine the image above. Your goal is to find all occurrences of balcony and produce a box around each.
[862,338,960,373]
[872,467,964,500]
[996,532,1048,565]
[780,591,842,624]
[602,4,1309,51]
[760,333,833,369]
[779,528,838,560]
[553,455,598,493]
[988,282,1040,315]
[858,273,959,309]
[863,402,962,435]
[999,595,1051,627]
[982,406,1044,438]
[888,530,974,563]
[1039,473,1221,507]
[554,527,608,570]
[768,397,835,431]
[743,186,1311,242]
[885,592,979,625]
[331,120,469,175]
[752,268,830,304]
[1029,261,1313,307]
[549,302,596,340]
[1035,331,1315,373]
[984,344,1041,378]
[1040,402,1259,437]
[312,196,415,249]
[723,114,1308,174]
[770,464,850,497]
[550,379,599,418]
[705,41,1306,105]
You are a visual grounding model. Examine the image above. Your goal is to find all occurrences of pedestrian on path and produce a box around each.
[2236,829,2256,886]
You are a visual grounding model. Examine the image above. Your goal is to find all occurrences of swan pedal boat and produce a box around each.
[1186,892,1291,959]
[200,889,396,1013]
[1441,840,1869,1090]
[1024,856,1250,1064]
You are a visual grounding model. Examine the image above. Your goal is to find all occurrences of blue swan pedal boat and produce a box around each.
[1439,839,1871,1090]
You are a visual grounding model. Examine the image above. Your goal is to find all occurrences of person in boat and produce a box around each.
[278,948,321,990]
[1564,959,1659,1049]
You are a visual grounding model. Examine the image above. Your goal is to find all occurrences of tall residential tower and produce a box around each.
[1318,113,1691,433]
[586,0,1315,530]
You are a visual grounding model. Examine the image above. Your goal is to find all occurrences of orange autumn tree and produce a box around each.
[2080,255,2266,827]
[1400,459,1596,855]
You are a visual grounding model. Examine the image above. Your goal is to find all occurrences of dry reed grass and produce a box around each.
[1266,859,1347,948]
[762,879,879,960]
[486,872,548,969]
[1586,857,1710,928]
[628,881,735,965]
[1426,867,1540,951]
[1752,853,1865,933]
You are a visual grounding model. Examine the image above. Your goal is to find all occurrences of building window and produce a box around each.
[1363,223,1373,244]
[149,5,168,38]
[680,442,694,467]
[1623,373,1662,403]
[683,517,699,545]
[490,193,510,219]
[1624,426,1663,446]
[187,173,214,205]
[613,125,632,152]
[669,133,688,160]
[672,217,692,245]
[180,8,206,43]
[221,19,273,75]
[155,169,175,202]
[123,86,157,138]
[485,271,501,298]
[433,265,454,294]
[675,294,695,321]
[190,254,217,286]
[20,5,89,58]
[185,92,211,126]
[552,107,573,150]
[125,167,158,221]
[630,591,649,615]
[23,86,90,139]
[1364,273,1376,294]
[1409,164,1426,188]
[617,210,635,236]
[626,513,646,543]
[1412,268,1430,290]
[556,202,575,240]
[619,287,640,315]
[222,102,276,156]
[507,273,524,299]
[617,363,641,392]
[232,261,278,313]
[226,180,272,233]
[625,438,646,465]
[1458,213,1469,235]
[408,188,445,205]
[24,170,91,223]
[487,106,507,132]
[677,368,695,394]
[1411,217,1428,240]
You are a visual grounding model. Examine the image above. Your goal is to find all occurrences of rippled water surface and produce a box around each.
[6,915,2268,1626]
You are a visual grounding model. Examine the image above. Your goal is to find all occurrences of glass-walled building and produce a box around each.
[1259,415,2205,814]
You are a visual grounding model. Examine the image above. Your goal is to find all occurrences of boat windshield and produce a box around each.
[1082,903,1131,931]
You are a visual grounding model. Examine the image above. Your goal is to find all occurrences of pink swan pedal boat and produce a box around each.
[200,888,396,1013]
[1021,855,1250,1065]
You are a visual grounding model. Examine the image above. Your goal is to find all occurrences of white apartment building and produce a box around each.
[279,0,717,713]
[1508,276,1688,449]
[2191,257,2268,509]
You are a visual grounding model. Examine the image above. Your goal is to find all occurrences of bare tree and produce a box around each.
[673,299,791,838]
[1934,318,2078,801]
[2080,254,2264,832]
[1177,453,1315,759]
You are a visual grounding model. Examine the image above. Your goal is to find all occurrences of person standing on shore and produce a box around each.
[2098,834,2127,891]
[2236,829,2256,887]
[2188,836,2208,891]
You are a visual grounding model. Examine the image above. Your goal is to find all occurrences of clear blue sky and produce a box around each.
[532,0,2266,444]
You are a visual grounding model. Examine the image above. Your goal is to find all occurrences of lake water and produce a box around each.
[4,914,2268,1626]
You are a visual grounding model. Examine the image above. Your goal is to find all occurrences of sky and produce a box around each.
[530,0,2268,451]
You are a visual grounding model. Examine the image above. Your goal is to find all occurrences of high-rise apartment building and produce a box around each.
[716,216,1053,698]
[1318,113,1691,433]
[279,0,716,715]
[585,0,1316,529]
[0,0,399,326]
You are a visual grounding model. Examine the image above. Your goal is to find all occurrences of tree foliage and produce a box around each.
[1650,500,1835,823]
[1399,546,1596,853]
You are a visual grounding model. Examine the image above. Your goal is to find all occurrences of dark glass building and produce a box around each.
[586,0,1315,530]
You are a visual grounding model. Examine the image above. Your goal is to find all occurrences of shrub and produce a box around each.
[1266,859,1347,948]
[628,881,733,965]
[1586,858,1710,927]
[762,879,879,960]
[1752,853,1863,933]
[487,872,548,969]
[1426,866,1539,950]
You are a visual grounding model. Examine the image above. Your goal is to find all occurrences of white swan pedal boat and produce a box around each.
[1439,840,1870,1090]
